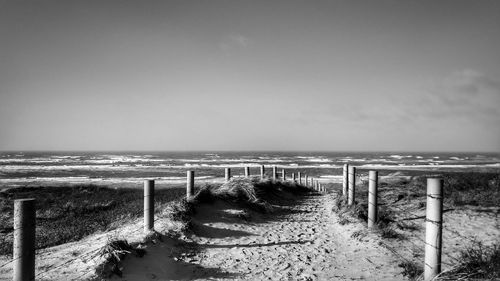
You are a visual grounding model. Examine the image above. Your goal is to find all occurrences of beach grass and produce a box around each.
[0,185,185,256]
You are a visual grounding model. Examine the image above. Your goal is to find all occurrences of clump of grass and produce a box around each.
[168,198,196,223]
[95,238,147,278]
[376,208,396,229]
[379,227,403,239]
[354,203,368,222]
[398,261,423,280]
[438,241,500,280]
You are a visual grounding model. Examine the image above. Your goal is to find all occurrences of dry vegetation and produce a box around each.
[332,170,500,281]
[0,185,185,256]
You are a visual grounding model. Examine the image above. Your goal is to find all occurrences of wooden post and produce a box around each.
[13,198,35,281]
[272,166,277,181]
[225,168,231,182]
[292,173,296,182]
[298,172,302,185]
[144,180,154,232]
[368,171,378,228]
[245,167,250,178]
[348,166,356,205]
[260,165,265,180]
[343,164,349,197]
[187,171,194,199]
[305,175,308,188]
[424,178,443,281]
[282,169,286,181]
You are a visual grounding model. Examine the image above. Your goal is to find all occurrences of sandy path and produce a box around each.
[116,193,405,280]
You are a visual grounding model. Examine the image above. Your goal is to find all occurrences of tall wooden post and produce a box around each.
[225,168,231,182]
[13,198,35,281]
[282,169,286,181]
[343,164,349,197]
[305,175,308,188]
[348,166,356,205]
[260,165,265,180]
[272,166,277,181]
[368,171,378,228]
[187,171,194,199]
[298,172,302,185]
[144,180,154,232]
[424,178,443,281]
[245,167,250,178]
[292,173,296,182]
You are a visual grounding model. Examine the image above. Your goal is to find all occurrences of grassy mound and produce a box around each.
[0,185,185,256]
[191,177,311,213]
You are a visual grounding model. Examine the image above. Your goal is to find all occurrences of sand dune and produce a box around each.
[113,192,403,280]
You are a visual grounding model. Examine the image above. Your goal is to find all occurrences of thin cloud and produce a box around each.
[219,34,251,51]
[423,69,500,120]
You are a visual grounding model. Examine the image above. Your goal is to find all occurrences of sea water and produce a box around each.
[0,151,499,189]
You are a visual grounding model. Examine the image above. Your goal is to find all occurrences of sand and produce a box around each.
[1,179,498,280]
[111,192,403,280]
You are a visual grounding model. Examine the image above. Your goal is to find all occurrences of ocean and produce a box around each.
[1,151,499,189]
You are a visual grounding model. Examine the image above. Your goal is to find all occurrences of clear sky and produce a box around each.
[1,0,499,152]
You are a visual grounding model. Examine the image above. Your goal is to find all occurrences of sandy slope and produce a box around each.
[114,193,404,280]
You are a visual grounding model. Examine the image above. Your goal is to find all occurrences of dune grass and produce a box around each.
[191,177,311,213]
[437,241,500,280]
[0,185,185,256]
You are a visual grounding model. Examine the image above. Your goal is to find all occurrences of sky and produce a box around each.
[0,0,499,152]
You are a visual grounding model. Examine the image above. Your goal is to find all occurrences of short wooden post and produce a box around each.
[368,171,378,228]
[424,178,443,281]
[187,171,194,199]
[260,165,265,180]
[272,166,277,181]
[298,172,302,185]
[343,164,349,197]
[292,173,296,182]
[348,166,356,205]
[225,168,231,181]
[245,167,250,178]
[13,198,35,281]
[144,180,154,232]
[282,169,286,181]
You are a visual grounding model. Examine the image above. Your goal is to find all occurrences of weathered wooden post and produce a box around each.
[225,168,231,181]
[305,175,308,188]
[144,179,154,232]
[272,166,277,181]
[298,172,302,185]
[292,173,296,182]
[260,165,265,180]
[187,171,194,199]
[348,166,356,205]
[368,171,378,228]
[343,164,349,197]
[13,198,35,281]
[424,178,443,281]
[245,167,250,178]
[282,169,286,181]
